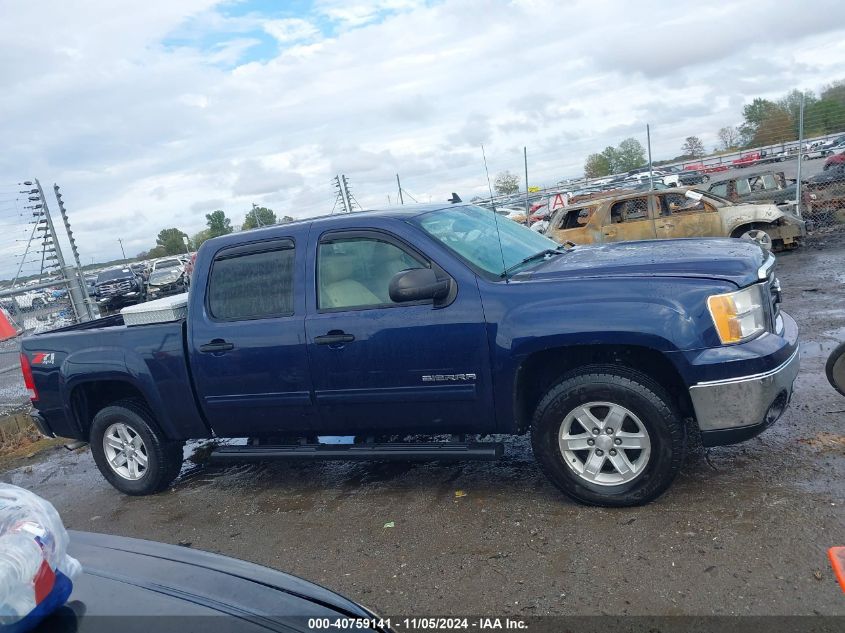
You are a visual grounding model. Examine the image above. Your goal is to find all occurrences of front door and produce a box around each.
[600,195,657,242]
[188,237,317,437]
[653,192,722,239]
[304,229,493,435]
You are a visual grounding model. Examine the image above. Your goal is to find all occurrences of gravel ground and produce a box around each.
[2,237,844,618]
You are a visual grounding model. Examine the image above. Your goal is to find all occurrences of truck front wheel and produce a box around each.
[531,367,686,507]
[90,399,184,495]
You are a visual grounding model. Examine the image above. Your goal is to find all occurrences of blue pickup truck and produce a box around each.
[20,204,799,506]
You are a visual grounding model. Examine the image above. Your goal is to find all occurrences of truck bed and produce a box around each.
[21,316,210,442]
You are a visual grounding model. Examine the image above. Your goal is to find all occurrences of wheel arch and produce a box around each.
[514,344,693,434]
[70,380,155,441]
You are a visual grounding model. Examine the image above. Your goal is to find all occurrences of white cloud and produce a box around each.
[263,18,320,43]
[1,0,845,268]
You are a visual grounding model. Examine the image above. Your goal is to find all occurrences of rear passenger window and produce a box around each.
[610,198,648,223]
[208,247,295,320]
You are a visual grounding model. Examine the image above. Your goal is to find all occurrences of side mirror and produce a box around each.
[389,268,450,303]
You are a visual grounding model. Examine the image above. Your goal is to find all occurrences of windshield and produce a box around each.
[416,205,561,277]
[96,268,133,283]
[155,259,181,270]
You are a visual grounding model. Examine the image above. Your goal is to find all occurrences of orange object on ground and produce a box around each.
[0,305,21,341]
[829,547,845,594]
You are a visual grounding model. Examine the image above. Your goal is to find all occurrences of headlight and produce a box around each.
[707,285,767,344]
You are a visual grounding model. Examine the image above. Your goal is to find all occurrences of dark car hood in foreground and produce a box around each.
[525,238,765,287]
[35,531,379,633]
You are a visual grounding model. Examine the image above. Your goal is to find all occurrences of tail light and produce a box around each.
[20,353,38,402]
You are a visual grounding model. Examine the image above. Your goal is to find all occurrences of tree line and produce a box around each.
[583,78,845,179]
[136,207,295,259]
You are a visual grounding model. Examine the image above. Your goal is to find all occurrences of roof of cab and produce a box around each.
[199,202,467,250]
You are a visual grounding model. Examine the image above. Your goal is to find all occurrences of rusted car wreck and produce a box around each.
[545,187,805,251]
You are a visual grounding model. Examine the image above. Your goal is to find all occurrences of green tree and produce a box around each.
[803,98,845,136]
[279,215,295,224]
[821,80,845,108]
[205,210,232,238]
[615,138,646,172]
[493,171,520,195]
[242,206,277,230]
[584,152,612,178]
[680,136,705,158]
[600,146,620,172]
[155,228,189,255]
[192,229,211,249]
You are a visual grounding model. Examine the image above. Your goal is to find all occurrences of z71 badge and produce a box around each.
[31,352,56,365]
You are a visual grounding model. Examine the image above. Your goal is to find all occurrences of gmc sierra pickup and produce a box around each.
[21,204,800,506]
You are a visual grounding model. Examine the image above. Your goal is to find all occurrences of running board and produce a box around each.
[208,442,503,463]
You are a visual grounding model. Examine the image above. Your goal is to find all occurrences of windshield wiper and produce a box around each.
[501,246,569,278]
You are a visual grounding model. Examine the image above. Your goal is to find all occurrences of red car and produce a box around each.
[684,162,729,174]
[824,152,845,170]
[732,152,761,168]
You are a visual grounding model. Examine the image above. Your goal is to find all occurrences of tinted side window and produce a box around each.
[208,248,294,320]
[318,238,426,310]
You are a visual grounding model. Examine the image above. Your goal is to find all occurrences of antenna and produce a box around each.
[481,145,508,283]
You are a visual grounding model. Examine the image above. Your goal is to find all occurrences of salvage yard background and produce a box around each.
[2,231,843,616]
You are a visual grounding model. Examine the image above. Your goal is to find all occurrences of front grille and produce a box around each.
[98,279,133,297]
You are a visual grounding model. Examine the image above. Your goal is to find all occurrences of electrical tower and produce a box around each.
[54,183,95,318]
[331,175,360,213]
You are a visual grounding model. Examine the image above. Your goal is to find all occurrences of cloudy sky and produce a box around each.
[2,0,845,266]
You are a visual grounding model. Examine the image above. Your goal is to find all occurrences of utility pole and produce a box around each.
[646,124,654,191]
[118,238,127,261]
[396,174,404,205]
[795,92,805,218]
[523,146,530,226]
[251,202,264,227]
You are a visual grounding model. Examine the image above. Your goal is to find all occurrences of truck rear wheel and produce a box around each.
[90,399,184,495]
[530,366,686,507]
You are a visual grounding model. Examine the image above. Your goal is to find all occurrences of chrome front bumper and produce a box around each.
[689,346,800,433]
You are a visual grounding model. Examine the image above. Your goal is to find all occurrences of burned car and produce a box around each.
[707,171,797,208]
[546,187,805,251]
[147,257,188,298]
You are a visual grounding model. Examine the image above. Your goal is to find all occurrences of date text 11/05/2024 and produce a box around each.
[307,617,528,630]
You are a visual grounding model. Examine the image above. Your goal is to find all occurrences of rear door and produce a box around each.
[600,196,657,242]
[653,192,722,239]
[188,236,317,437]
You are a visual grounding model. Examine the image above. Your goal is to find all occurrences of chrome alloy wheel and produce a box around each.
[102,422,148,480]
[558,402,652,486]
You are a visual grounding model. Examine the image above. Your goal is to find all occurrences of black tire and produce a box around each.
[530,366,686,507]
[827,342,845,397]
[90,399,184,495]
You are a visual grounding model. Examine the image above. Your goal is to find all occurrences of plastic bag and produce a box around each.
[0,484,80,630]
